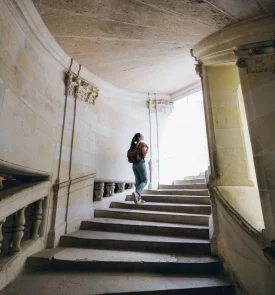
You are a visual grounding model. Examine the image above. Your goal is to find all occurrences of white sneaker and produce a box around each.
[132,192,138,204]
[138,198,145,204]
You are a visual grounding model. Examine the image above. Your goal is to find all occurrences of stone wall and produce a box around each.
[216,199,275,295]
[0,0,150,249]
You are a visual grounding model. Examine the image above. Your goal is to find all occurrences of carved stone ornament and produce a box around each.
[148,99,174,115]
[236,57,247,68]
[66,71,99,104]
[195,62,203,78]
[235,47,275,74]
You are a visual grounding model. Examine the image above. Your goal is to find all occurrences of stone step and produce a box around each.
[60,230,211,254]
[81,218,209,238]
[143,189,209,196]
[126,194,211,205]
[1,271,235,295]
[173,179,206,184]
[28,248,223,274]
[95,209,209,226]
[159,184,207,189]
[110,201,212,215]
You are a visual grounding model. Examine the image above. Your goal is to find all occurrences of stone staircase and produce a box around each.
[2,181,235,294]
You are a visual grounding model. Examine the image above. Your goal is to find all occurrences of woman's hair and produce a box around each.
[130,133,141,149]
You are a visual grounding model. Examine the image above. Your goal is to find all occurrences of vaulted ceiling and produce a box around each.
[33,0,275,94]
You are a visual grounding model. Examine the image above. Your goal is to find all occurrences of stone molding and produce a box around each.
[148,99,174,115]
[171,81,201,101]
[192,14,275,65]
[53,172,96,198]
[66,71,99,105]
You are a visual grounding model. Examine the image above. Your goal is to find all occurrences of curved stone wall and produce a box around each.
[0,0,151,181]
[0,0,158,257]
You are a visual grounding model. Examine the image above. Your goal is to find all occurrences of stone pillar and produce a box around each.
[94,182,104,201]
[235,45,275,239]
[199,63,254,187]
[117,183,125,193]
[105,183,115,197]
[9,207,26,255]
[31,199,44,239]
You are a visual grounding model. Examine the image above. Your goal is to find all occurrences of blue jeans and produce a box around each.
[132,159,148,196]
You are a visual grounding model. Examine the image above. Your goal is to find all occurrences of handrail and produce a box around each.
[0,182,50,221]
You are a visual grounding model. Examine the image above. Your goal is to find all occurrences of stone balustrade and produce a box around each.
[93,179,135,202]
[0,197,45,257]
[0,181,50,260]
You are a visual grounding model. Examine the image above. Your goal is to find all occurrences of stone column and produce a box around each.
[235,45,275,239]
[117,183,125,193]
[199,63,254,187]
[94,182,104,201]
[31,199,44,239]
[9,207,26,255]
[105,183,115,197]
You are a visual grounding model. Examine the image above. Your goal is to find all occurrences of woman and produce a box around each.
[130,133,149,204]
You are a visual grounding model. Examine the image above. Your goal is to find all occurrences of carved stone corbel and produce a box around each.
[148,99,174,115]
[195,62,203,78]
[65,71,99,104]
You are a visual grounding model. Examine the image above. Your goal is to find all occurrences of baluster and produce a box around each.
[9,207,26,255]
[94,182,104,201]
[105,182,115,197]
[31,199,44,239]
[128,183,134,189]
[0,219,6,254]
[117,183,125,193]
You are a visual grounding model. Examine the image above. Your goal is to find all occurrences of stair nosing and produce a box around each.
[95,208,210,217]
[82,218,209,229]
